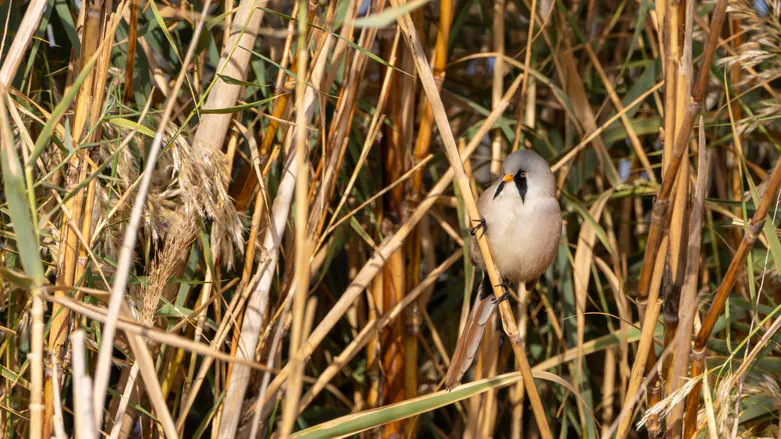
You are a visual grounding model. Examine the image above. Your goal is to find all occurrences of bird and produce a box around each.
[444,149,562,390]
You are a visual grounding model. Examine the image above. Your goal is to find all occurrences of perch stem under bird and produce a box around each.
[445,149,562,390]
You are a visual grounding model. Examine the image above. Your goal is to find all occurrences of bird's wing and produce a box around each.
[445,272,496,390]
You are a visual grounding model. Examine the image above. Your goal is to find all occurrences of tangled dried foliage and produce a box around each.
[95,121,244,268]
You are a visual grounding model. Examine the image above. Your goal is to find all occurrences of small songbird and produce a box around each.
[445,149,562,390]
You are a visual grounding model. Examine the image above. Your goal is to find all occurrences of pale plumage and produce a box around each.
[445,149,562,390]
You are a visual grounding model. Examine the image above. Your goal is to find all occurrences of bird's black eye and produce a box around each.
[514,170,528,203]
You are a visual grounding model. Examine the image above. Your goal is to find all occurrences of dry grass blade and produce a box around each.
[572,190,612,433]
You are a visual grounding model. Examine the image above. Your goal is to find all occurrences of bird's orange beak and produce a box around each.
[502,174,514,183]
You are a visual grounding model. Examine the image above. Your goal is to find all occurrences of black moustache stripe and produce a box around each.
[514,172,527,203]
[493,181,505,200]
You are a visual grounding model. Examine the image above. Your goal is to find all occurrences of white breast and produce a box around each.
[470,182,562,284]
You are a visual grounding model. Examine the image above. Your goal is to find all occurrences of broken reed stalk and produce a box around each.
[667,118,708,437]
[91,0,213,431]
[683,145,781,438]
[388,1,552,437]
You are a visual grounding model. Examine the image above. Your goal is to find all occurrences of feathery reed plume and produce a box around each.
[96,121,243,267]
[140,214,196,325]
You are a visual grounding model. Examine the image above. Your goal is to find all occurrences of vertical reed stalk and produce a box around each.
[616,237,669,438]
[71,330,96,439]
[46,2,105,435]
[123,0,139,102]
[279,1,311,435]
[30,286,44,439]
[404,6,452,427]
[489,0,505,176]
[667,118,707,437]
[380,5,411,436]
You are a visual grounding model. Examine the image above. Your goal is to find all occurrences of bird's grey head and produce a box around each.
[493,149,557,203]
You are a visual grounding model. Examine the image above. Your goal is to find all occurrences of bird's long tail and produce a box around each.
[444,272,496,390]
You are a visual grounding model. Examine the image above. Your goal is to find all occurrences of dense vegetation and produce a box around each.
[2,0,781,437]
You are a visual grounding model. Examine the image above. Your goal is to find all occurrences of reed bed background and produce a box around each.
[1,0,781,437]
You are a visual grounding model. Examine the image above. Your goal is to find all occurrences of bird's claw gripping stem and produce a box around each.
[470,218,487,236]
[493,281,511,304]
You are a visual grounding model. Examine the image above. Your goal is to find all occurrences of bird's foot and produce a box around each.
[493,281,511,304]
[470,218,487,236]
